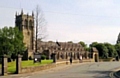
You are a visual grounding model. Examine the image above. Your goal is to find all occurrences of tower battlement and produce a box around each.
[15,10,34,51]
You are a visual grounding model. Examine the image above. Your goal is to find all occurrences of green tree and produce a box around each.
[102,45,109,58]
[104,42,117,57]
[79,41,87,47]
[0,26,26,60]
[90,42,108,58]
[78,41,89,51]
[0,27,14,55]
[89,42,98,47]
[115,43,120,57]
[89,42,98,52]
[13,27,26,55]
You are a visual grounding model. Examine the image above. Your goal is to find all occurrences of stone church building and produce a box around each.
[37,41,89,60]
[15,10,98,61]
[15,10,34,59]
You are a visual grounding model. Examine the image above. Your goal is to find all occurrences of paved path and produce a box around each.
[1,62,120,78]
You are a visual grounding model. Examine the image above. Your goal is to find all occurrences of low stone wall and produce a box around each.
[21,59,91,73]
[21,63,57,73]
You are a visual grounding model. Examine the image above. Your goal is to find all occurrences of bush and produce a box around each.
[41,55,46,60]
[28,56,33,60]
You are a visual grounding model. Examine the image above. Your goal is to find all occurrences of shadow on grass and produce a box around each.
[0,70,17,76]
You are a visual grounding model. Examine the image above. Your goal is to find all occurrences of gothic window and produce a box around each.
[27,31,30,35]
[24,19,28,29]
[58,48,60,50]
[62,48,64,51]
[29,20,33,29]
[32,37,34,50]
[30,35,34,50]
[74,48,76,51]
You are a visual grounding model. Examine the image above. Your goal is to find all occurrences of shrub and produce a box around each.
[41,55,46,60]
[28,56,33,60]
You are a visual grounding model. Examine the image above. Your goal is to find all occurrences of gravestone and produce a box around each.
[33,53,41,63]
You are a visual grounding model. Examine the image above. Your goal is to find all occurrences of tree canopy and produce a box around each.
[78,41,89,51]
[0,26,26,57]
[78,41,87,47]
[90,42,118,58]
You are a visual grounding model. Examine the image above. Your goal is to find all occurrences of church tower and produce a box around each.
[15,10,34,52]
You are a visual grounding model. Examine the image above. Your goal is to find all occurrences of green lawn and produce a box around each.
[22,60,53,67]
[1,60,53,74]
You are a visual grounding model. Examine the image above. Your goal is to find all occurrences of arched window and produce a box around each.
[70,48,72,51]
[29,20,32,29]
[24,19,28,28]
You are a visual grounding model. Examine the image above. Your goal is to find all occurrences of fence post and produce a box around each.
[1,54,8,75]
[16,54,22,74]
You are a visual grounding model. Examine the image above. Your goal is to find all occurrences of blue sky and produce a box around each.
[0,0,120,45]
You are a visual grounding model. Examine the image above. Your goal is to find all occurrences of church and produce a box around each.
[15,10,96,61]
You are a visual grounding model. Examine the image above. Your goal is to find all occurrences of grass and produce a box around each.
[22,60,53,67]
[0,60,53,74]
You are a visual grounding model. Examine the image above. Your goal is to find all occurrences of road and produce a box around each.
[1,62,120,78]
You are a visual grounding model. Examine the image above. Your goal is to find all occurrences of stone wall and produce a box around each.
[21,59,91,73]
[21,63,56,73]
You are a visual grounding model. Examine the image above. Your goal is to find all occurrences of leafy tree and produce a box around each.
[0,26,26,60]
[101,44,109,58]
[85,47,90,51]
[0,27,14,56]
[90,42,119,58]
[79,41,87,47]
[13,27,26,55]
[78,41,89,51]
[104,42,117,57]
[115,43,120,57]
[90,42,108,58]
[89,42,98,47]
[89,42,98,52]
